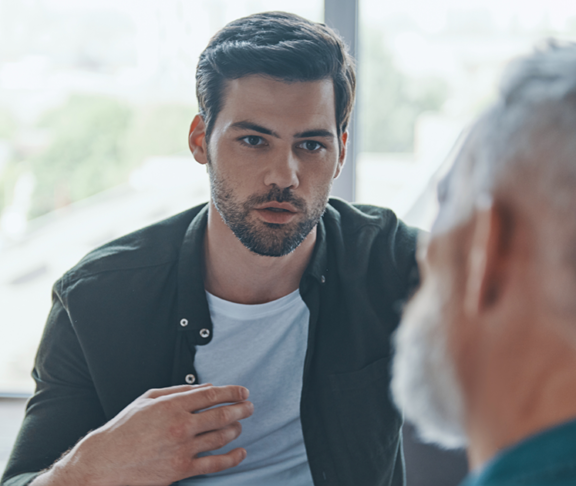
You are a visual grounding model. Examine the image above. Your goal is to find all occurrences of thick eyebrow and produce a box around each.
[229,121,280,138]
[294,129,336,139]
[229,121,335,141]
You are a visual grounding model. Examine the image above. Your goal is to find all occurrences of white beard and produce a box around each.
[391,281,468,449]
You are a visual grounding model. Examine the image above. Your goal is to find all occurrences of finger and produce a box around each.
[176,385,249,412]
[192,422,243,454]
[190,448,247,477]
[143,384,212,400]
[192,401,254,434]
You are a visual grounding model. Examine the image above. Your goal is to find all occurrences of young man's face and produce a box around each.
[190,75,346,256]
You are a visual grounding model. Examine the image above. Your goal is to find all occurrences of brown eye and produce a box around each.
[243,135,263,146]
[303,141,322,151]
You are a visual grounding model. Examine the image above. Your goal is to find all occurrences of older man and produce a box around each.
[392,41,576,486]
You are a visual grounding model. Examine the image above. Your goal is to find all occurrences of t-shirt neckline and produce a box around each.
[205,288,303,320]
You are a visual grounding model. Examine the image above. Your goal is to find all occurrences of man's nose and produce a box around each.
[263,148,299,189]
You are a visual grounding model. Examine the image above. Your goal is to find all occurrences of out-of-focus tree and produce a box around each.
[359,29,448,153]
[122,103,195,167]
[0,107,17,140]
[29,95,133,218]
[23,94,195,219]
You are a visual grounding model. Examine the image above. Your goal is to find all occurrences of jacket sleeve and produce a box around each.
[1,287,107,486]
[390,218,422,300]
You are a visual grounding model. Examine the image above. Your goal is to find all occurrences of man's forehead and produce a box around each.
[217,75,337,132]
[223,74,334,98]
[432,127,480,234]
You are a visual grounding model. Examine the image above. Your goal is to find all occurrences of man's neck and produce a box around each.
[465,316,576,470]
[203,202,317,305]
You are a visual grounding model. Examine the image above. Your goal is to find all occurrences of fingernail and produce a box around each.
[241,387,249,400]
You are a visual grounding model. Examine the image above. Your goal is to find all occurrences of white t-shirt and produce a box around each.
[178,289,314,486]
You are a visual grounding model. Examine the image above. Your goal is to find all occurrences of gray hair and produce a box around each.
[439,40,576,308]
[445,40,576,216]
[481,40,576,202]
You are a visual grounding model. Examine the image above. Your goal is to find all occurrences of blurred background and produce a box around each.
[0,0,575,483]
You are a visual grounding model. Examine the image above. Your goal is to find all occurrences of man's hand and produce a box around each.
[31,384,254,486]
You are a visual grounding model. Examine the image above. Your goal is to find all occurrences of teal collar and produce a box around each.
[462,418,576,485]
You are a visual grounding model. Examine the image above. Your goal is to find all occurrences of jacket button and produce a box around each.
[199,328,210,338]
[180,318,188,327]
[321,275,326,284]
[185,374,196,384]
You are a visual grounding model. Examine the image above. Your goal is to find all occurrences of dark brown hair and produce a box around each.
[196,11,356,144]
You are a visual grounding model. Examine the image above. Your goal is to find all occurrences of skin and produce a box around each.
[30,75,347,485]
[190,75,346,304]
[30,384,254,486]
[420,152,576,470]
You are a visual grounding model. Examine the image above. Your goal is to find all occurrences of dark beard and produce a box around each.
[209,167,328,257]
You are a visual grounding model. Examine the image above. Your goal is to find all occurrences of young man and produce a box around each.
[2,12,418,486]
[391,41,576,486]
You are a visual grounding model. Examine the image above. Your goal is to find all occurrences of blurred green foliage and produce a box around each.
[359,29,448,153]
[0,95,195,219]
[29,95,133,218]
[122,103,194,170]
[0,107,17,139]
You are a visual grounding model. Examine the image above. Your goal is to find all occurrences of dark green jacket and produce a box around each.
[2,198,419,486]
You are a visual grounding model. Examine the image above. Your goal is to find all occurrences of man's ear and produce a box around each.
[464,196,510,317]
[333,131,348,179]
[189,115,208,165]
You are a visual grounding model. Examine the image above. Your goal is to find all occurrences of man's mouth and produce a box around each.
[263,207,292,213]
[255,201,297,213]
[254,203,298,224]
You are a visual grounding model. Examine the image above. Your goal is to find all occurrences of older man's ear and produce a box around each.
[464,197,511,318]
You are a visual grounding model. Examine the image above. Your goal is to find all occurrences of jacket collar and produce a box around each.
[176,202,329,342]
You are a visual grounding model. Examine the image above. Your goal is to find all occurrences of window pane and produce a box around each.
[357,0,576,229]
[0,0,322,395]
